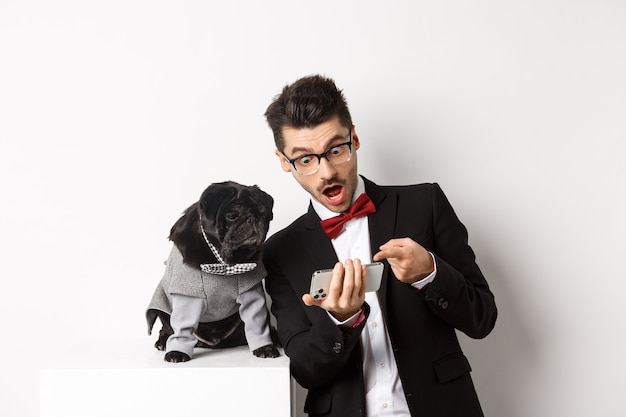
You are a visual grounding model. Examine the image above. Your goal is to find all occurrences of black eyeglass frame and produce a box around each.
[281,131,353,176]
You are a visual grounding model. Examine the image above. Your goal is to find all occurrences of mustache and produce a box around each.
[318,177,346,192]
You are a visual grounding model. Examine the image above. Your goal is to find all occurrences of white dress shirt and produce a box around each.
[311,177,437,416]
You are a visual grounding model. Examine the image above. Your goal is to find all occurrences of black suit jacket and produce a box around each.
[263,177,497,417]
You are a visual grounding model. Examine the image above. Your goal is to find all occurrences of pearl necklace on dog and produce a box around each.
[199,220,257,276]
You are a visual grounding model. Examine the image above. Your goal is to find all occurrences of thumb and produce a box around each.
[302,294,316,306]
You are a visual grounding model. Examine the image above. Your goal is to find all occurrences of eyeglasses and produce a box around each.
[281,131,353,176]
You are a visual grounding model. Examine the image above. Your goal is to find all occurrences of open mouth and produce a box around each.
[322,184,345,207]
[325,185,342,198]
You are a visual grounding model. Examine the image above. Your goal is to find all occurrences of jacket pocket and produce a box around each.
[433,352,472,383]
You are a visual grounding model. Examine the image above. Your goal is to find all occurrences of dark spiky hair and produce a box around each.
[264,75,353,151]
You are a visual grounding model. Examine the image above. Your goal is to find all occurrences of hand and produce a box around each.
[373,238,434,284]
[302,259,366,322]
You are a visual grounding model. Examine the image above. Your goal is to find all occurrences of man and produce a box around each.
[262,75,497,417]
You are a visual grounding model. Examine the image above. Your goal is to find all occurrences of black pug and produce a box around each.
[146,181,280,362]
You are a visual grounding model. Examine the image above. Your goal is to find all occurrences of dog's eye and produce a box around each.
[225,211,239,221]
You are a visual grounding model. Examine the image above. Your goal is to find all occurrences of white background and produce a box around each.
[1,1,625,416]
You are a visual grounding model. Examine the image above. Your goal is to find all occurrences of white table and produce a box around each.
[40,337,292,417]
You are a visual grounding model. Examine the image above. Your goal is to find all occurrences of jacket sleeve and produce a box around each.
[263,238,369,390]
[421,183,497,339]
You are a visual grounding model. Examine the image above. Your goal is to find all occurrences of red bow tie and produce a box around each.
[320,193,376,239]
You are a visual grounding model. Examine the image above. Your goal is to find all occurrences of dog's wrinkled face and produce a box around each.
[198,181,273,264]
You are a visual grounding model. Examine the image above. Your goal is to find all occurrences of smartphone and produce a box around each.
[309,262,384,300]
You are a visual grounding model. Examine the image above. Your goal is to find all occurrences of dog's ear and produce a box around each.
[169,202,199,240]
[198,181,238,222]
[252,185,274,222]
[168,202,207,266]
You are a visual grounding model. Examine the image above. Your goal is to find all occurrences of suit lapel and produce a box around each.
[297,203,339,269]
[363,177,397,315]
[364,177,397,254]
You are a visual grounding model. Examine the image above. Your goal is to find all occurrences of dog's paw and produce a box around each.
[164,351,190,363]
[252,345,280,359]
[154,337,167,351]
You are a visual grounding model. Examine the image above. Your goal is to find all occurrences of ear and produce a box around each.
[168,202,204,264]
[260,189,274,211]
[351,126,360,151]
[199,182,236,219]
[252,186,275,221]
[169,203,199,239]
[275,149,293,173]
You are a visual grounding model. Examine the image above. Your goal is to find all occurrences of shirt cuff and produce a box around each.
[411,252,437,290]
[328,309,364,328]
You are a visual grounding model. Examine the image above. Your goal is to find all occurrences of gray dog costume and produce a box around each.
[147,245,272,358]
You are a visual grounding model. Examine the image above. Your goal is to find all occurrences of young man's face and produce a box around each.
[276,115,360,214]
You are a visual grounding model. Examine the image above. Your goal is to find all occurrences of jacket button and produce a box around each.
[333,342,342,354]
[438,298,449,309]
